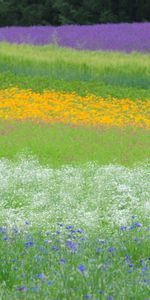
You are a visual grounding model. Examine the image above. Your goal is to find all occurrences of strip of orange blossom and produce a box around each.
[0,88,149,129]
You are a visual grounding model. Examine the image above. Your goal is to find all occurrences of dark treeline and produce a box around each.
[0,0,150,26]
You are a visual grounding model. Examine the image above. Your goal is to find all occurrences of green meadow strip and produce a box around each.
[0,43,150,90]
[0,121,149,168]
[1,71,150,100]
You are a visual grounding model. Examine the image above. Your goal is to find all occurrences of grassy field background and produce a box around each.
[0,42,150,300]
[0,43,150,97]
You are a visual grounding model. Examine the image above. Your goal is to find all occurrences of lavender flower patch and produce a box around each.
[0,23,150,53]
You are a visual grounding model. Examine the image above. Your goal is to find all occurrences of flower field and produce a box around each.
[0,88,150,128]
[0,23,150,52]
[0,25,150,300]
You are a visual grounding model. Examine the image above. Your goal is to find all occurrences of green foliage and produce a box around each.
[0,120,149,167]
[0,43,150,93]
[0,0,150,26]
[1,71,150,100]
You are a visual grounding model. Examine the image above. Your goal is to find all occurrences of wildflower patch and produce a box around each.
[0,88,149,128]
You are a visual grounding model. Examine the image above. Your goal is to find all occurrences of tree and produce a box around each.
[0,0,150,27]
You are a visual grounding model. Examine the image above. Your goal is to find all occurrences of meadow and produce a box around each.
[0,24,150,300]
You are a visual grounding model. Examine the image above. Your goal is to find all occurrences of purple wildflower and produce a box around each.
[0,227,6,234]
[134,222,142,227]
[1,24,150,53]
[52,245,59,251]
[16,286,26,291]
[45,230,50,235]
[108,247,115,253]
[131,215,136,219]
[85,294,91,299]
[141,267,148,272]
[96,248,103,253]
[59,258,66,264]
[25,241,33,248]
[77,264,85,273]
[66,225,73,230]
[36,274,45,279]
[120,226,127,231]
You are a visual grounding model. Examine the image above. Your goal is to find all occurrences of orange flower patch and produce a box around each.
[0,88,149,129]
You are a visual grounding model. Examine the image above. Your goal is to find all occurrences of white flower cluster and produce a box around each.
[0,156,149,232]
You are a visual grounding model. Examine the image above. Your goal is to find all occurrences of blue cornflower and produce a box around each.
[77,229,83,233]
[52,245,59,251]
[70,230,76,234]
[99,239,105,243]
[36,274,45,279]
[47,281,52,286]
[85,294,91,299]
[131,215,136,219]
[59,258,66,264]
[12,227,18,234]
[55,230,60,234]
[143,279,149,283]
[129,264,134,268]
[147,257,150,261]
[25,241,33,248]
[125,254,130,262]
[127,270,132,273]
[98,290,103,294]
[102,267,107,271]
[57,223,63,227]
[134,237,139,242]
[106,297,113,300]
[0,227,6,234]
[141,267,148,272]
[139,259,143,263]
[129,225,135,230]
[77,264,85,273]
[24,220,30,225]
[108,247,115,253]
[45,230,50,235]
[37,246,46,253]
[66,225,73,230]
[146,227,150,231]
[32,286,39,292]
[134,222,142,227]
[44,239,52,244]
[79,237,85,241]
[3,236,8,241]
[66,240,78,250]
[96,248,103,253]
[120,226,127,231]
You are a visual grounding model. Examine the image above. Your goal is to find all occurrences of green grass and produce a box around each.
[0,220,149,300]
[1,71,150,100]
[0,120,149,168]
[0,43,150,91]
